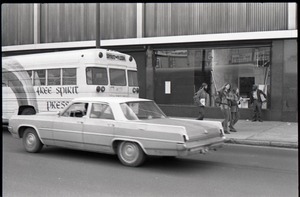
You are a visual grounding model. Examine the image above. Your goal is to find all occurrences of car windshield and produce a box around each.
[120,101,167,120]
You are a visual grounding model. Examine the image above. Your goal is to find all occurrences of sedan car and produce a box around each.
[8,97,226,167]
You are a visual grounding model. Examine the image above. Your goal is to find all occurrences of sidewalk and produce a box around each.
[178,117,298,149]
[224,119,298,149]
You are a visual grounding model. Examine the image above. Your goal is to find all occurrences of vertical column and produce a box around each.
[145,47,155,100]
[33,4,40,44]
[288,3,297,30]
[137,3,145,38]
[96,3,101,48]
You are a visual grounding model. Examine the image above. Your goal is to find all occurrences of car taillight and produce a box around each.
[183,135,188,142]
[220,129,225,137]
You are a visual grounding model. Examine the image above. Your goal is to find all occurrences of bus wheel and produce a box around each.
[21,108,36,115]
[23,128,43,153]
[117,141,146,167]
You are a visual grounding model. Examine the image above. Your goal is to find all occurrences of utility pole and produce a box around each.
[96,3,100,48]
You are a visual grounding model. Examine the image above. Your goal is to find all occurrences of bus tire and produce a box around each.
[117,141,146,167]
[22,128,43,153]
[21,107,36,115]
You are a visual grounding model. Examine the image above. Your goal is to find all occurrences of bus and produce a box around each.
[2,48,139,124]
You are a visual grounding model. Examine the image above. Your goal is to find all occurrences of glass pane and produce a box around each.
[90,103,114,120]
[33,70,46,86]
[109,69,126,86]
[48,69,61,85]
[62,103,88,117]
[86,67,108,85]
[121,101,166,120]
[63,68,77,85]
[128,70,138,86]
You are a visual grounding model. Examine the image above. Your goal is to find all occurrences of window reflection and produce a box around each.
[154,46,271,109]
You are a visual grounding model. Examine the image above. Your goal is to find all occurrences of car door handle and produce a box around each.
[77,121,84,124]
[108,124,115,127]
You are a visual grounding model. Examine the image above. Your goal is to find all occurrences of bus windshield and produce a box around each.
[86,67,108,85]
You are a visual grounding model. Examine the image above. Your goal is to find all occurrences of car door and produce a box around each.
[52,102,88,149]
[83,102,115,153]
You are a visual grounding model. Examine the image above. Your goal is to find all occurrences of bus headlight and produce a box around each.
[96,86,105,93]
[132,88,139,94]
[96,86,101,93]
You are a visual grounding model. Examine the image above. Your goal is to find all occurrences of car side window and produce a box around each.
[90,103,114,120]
[61,102,88,118]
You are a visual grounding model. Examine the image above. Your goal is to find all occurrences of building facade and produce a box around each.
[2,3,298,121]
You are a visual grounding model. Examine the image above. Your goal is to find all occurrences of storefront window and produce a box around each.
[154,46,271,109]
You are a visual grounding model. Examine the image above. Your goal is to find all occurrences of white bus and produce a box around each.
[2,48,139,124]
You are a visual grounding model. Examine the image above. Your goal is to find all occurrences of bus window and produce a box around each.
[33,70,46,86]
[63,68,77,85]
[86,67,108,85]
[128,70,138,86]
[110,69,126,86]
[48,69,61,85]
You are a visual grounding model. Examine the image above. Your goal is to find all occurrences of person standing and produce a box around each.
[194,83,209,120]
[218,83,233,134]
[249,85,267,122]
[229,88,240,132]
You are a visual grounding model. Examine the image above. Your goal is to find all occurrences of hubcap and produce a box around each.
[122,143,138,163]
[26,133,36,148]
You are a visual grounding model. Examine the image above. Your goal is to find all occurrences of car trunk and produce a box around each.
[139,118,221,141]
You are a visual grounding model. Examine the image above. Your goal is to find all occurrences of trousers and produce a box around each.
[220,105,231,132]
[252,100,262,120]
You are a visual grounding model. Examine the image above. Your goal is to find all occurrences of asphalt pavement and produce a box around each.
[176,117,298,149]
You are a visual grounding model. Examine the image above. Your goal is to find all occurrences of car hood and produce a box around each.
[139,118,222,141]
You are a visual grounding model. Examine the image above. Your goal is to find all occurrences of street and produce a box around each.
[2,129,298,197]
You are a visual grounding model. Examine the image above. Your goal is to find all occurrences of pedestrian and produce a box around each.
[229,88,240,132]
[193,83,209,120]
[217,83,234,134]
[249,84,267,122]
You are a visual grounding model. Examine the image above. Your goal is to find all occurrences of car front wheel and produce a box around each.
[23,128,43,153]
[117,141,146,167]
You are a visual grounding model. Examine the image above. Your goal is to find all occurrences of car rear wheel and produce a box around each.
[117,141,146,167]
[23,128,43,153]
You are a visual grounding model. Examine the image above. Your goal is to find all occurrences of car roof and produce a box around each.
[72,97,151,104]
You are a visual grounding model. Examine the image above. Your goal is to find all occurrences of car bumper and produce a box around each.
[176,136,226,156]
[7,126,19,138]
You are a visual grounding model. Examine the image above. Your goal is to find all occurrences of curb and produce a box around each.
[225,138,298,149]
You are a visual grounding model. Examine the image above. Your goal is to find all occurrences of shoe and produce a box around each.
[258,120,263,122]
[224,130,230,134]
[252,119,257,122]
[230,129,237,132]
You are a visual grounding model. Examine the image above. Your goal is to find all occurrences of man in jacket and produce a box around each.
[194,83,209,120]
[249,85,267,122]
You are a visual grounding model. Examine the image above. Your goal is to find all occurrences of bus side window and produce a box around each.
[33,70,46,86]
[63,68,77,85]
[48,69,61,85]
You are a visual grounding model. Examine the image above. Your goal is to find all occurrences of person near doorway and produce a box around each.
[194,83,209,120]
[229,88,240,132]
[249,84,267,122]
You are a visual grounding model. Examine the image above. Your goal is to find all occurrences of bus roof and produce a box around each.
[72,97,150,104]
[2,48,137,69]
